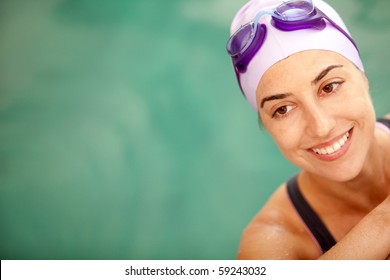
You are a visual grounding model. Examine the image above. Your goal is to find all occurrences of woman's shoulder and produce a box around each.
[237,182,320,260]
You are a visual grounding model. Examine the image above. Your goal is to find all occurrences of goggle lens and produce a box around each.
[227,23,255,57]
[275,1,314,21]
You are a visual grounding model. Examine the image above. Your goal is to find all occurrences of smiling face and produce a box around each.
[257,50,376,182]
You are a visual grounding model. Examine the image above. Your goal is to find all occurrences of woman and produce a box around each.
[226,0,390,259]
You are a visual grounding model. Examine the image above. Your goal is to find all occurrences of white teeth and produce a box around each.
[333,142,341,151]
[312,131,350,155]
[326,147,334,154]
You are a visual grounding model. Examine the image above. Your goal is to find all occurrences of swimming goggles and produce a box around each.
[226,0,358,74]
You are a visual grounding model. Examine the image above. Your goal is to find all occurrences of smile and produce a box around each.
[308,128,353,161]
[311,131,350,155]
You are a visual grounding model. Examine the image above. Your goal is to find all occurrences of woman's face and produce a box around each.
[257,50,375,182]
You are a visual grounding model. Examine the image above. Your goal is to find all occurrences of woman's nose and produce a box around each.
[304,105,336,138]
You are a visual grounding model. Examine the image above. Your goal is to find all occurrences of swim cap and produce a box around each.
[229,0,364,111]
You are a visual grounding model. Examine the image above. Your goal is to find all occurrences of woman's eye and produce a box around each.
[272,105,294,118]
[322,82,342,95]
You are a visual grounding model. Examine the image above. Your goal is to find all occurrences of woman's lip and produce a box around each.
[310,128,352,150]
[307,128,354,162]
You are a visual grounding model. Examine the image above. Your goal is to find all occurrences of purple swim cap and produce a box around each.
[229,0,364,111]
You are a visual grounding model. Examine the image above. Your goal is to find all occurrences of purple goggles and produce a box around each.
[226,0,359,75]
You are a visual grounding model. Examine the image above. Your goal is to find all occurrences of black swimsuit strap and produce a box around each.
[286,175,336,253]
[377,118,390,129]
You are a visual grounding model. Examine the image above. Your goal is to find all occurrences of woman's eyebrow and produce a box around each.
[311,64,343,85]
[260,65,343,109]
[260,93,292,108]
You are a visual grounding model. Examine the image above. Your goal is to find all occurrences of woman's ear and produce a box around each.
[258,114,264,130]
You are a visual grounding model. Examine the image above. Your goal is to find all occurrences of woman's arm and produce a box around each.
[238,193,390,260]
[319,195,390,260]
[238,178,390,260]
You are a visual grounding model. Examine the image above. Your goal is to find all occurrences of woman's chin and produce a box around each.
[308,165,363,183]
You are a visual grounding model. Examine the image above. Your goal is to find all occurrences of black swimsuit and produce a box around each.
[286,118,390,253]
